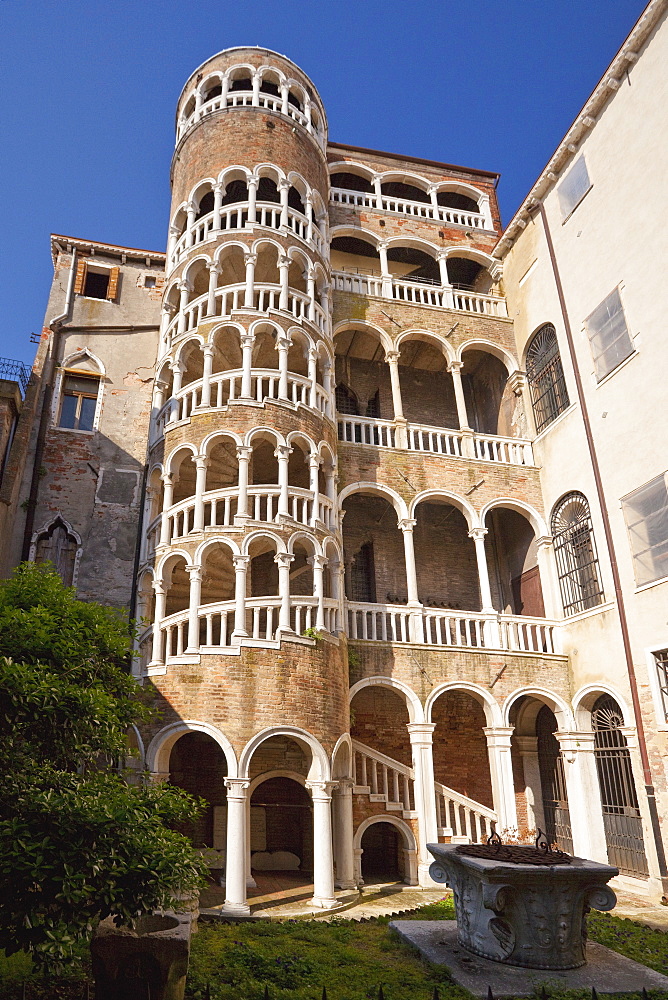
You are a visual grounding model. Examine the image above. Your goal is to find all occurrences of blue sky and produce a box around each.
[1,0,647,366]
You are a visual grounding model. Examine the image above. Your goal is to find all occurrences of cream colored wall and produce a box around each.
[503,8,668,886]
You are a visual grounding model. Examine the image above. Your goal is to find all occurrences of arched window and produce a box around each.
[34,517,80,586]
[551,492,604,615]
[526,324,569,432]
[335,383,359,415]
[57,352,104,433]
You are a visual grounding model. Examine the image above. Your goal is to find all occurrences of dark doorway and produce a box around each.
[536,706,573,853]
[360,822,401,882]
[251,777,313,873]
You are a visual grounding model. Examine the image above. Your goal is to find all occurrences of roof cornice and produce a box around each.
[50,234,166,269]
[493,0,666,258]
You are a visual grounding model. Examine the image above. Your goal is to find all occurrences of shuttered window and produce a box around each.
[73,260,120,301]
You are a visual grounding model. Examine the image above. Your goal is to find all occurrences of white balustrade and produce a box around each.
[407,424,462,456]
[330,188,492,231]
[474,434,534,466]
[351,740,414,811]
[331,270,383,297]
[177,90,326,151]
[331,270,507,318]
[392,277,446,308]
[434,781,497,843]
[337,415,396,448]
[346,601,557,654]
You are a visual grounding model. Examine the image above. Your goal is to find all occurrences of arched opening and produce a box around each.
[288,185,305,215]
[228,69,253,93]
[397,337,458,428]
[287,331,309,378]
[259,71,281,98]
[536,705,573,853]
[592,695,648,876]
[461,349,512,436]
[185,258,210,304]
[484,507,544,617]
[170,449,196,506]
[330,235,380,275]
[287,87,303,112]
[163,556,189,616]
[216,245,246,295]
[210,326,243,405]
[526,324,570,432]
[255,243,279,285]
[287,438,310,490]
[194,189,214,221]
[250,435,279,486]
[334,327,389,431]
[388,245,439,284]
[290,540,314,598]
[288,253,308,295]
[381,180,429,205]
[257,176,280,205]
[206,437,238,492]
[330,171,373,193]
[178,340,203,388]
[202,77,223,103]
[220,178,248,207]
[201,543,235,606]
[169,732,228,849]
[136,570,155,624]
[360,822,402,883]
[342,494,403,605]
[437,189,480,214]
[248,535,279,598]
[551,492,604,615]
[251,325,280,371]
[34,518,79,586]
[248,735,314,874]
[432,690,493,810]
[350,686,411,766]
[413,500,479,611]
[446,256,494,293]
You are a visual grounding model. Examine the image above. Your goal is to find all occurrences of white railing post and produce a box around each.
[212,183,225,229]
[240,332,254,400]
[231,554,249,640]
[279,180,290,230]
[385,350,408,448]
[278,254,290,312]
[235,446,251,523]
[277,335,290,399]
[407,723,439,886]
[275,551,294,635]
[306,780,338,907]
[483,727,518,834]
[159,473,173,547]
[206,263,221,316]
[192,456,209,532]
[200,345,214,409]
[276,445,292,518]
[150,581,166,666]
[333,778,356,888]
[247,176,258,224]
[185,564,202,653]
[222,778,251,915]
[243,252,256,308]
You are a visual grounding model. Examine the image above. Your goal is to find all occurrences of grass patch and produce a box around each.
[587,911,668,976]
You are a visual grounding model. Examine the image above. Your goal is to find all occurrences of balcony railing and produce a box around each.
[346,601,558,654]
[331,269,507,318]
[337,415,534,467]
[330,187,493,230]
[0,357,30,395]
[169,201,326,272]
[177,90,326,151]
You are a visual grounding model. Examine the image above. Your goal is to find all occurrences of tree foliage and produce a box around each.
[0,563,207,969]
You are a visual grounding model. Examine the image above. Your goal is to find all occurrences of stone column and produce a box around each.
[243,252,256,308]
[176,281,191,335]
[310,554,327,631]
[436,251,449,287]
[306,780,338,907]
[305,194,314,243]
[468,527,495,613]
[385,350,407,448]
[280,83,289,115]
[200,345,214,409]
[279,180,290,229]
[514,735,546,833]
[212,182,225,229]
[185,564,202,653]
[307,347,318,409]
[557,731,608,863]
[276,336,291,399]
[479,193,493,229]
[246,176,258,225]
[167,225,180,263]
[150,580,166,666]
[220,75,229,105]
[372,174,383,208]
[483,727,518,833]
[185,206,196,248]
[193,456,209,532]
[399,518,423,643]
[428,184,440,215]
[235,446,251,523]
[407,723,439,886]
[275,551,295,634]
[223,778,251,915]
[536,535,561,624]
[323,361,333,418]
[231,554,249,640]
[240,332,254,400]
[278,254,291,312]
[307,268,316,322]
[333,778,356,889]
[276,445,292,518]
[308,454,321,527]
[159,474,173,547]
[168,363,183,423]
[251,71,260,107]
[206,263,220,316]
[448,361,471,431]
[378,241,393,298]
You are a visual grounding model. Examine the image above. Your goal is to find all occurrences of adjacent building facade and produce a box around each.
[3,0,667,909]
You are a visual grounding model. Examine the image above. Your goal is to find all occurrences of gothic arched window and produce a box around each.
[34,517,80,587]
[551,492,604,615]
[526,324,569,432]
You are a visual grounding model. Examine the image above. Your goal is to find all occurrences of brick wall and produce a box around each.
[350,685,412,766]
[432,691,493,807]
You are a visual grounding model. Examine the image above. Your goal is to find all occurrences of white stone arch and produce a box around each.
[216,164,253,188]
[348,676,424,724]
[480,497,547,538]
[213,240,251,267]
[156,547,192,582]
[394,328,456,365]
[188,178,217,209]
[457,338,518,374]
[572,684,634,730]
[425,682,503,727]
[195,535,241,565]
[253,161,287,185]
[331,734,353,780]
[183,253,213,284]
[146,720,238,778]
[127,724,146,770]
[377,169,431,194]
[244,425,286,448]
[249,769,305,796]
[164,441,198,476]
[286,323,316,354]
[197,70,225,99]
[60,347,106,376]
[241,529,287,557]
[322,534,343,564]
[200,427,243,457]
[338,482,408,521]
[384,234,440,258]
[285,77,307,110]
[328,160,376,183]
[329,224,380,248]
[503,686,575,731]
[251,235,285,257]
[29,514,83,587]
[256,63,288,87]
[286,530,321,558]
[174,333,204,366]
[287,244,312,271]
[286,170,310,200]
[433,179,486,205]
[333,319,394,358]
[224,62,256,86]
[354,814,417,852]
[239,725,330,780]
[409,489,477,530]
[286,428,318,455]
[170,200,189,232]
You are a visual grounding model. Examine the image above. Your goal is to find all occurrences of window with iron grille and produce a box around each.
[654,649,668,722]
[335,383,359,415]
[551,492,604,615]
[349,542,376,603]
[622,473,668,587]
[585,287,634,381]
[526,324,570,432]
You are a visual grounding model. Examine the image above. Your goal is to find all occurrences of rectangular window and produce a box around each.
[585,287,634,380]
[58,374,100,431]
[73,260,120,300]
[654,649,668,722]
[622,473,668,587]
[558,156,591,219]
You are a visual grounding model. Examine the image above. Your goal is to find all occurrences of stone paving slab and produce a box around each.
[390,920,668,997]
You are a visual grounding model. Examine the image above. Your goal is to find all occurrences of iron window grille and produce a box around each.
[551,492,604,615]
[526,324,570,432]
[654,649,668,722]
